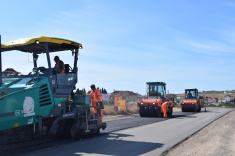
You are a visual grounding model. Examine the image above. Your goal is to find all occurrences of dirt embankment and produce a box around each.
[165,109,235,156]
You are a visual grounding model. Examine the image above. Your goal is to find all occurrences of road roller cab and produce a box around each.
[138,82,173,117]
[181,88,201,112]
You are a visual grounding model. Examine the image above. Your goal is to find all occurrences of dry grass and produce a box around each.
[126,101,138,114]
[103,105,117,115]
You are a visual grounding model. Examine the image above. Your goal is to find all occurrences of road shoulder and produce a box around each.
[164,109,235,156]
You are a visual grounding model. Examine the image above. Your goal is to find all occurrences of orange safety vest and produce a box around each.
[162,102,169,118]
[90,89,102,104]
[89,89,103,122]
[56,60,65,74]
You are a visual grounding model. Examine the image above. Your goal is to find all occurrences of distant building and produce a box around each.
[208,98,219,106]
[225,95,232,102]
[110,91,140,102]
[2,68,20,77]
[218,100,226,104]
[208,98,216,104]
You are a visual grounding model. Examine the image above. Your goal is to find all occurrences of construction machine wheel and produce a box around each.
[156,106,162,117]
[182,105,190,112]
[143,106,149,117]
[181,105,185,112]
[167,107,173,117]
[139,106,145,117]
[149,106,154,117]
[153,107,158,117]
[182,105,196,112]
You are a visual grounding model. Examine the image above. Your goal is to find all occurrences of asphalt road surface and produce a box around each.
[102,111,194,133]
[24,108,232,156]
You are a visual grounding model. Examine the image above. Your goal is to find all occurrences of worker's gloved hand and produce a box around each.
[96,101,104,109]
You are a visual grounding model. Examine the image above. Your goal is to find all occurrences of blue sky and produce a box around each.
[1,0,235,94]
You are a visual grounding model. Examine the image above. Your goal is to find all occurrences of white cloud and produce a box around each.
[179,39,235,55]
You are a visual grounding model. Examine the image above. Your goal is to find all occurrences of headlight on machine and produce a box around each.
[192,103,194,104]
[141,103,143,105]
[153,103,155,105]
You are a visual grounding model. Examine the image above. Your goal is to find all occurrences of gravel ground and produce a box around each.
[165,109,235,156]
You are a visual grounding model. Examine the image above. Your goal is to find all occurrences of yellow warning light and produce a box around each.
[14,123,19,127]
[43,126,47,130]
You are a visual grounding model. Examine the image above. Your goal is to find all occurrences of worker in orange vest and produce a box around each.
[162,101,170,118]
[89,84,103,123]
[54,56,65,74]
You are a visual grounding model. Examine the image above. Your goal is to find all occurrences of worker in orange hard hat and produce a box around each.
[89,84,103,123]
[162,101,170,118]
[54,56,65,74]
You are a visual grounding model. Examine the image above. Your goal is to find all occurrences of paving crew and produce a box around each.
[54,56,65,74]
[89,84,103,123]
[162,101,170,118]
